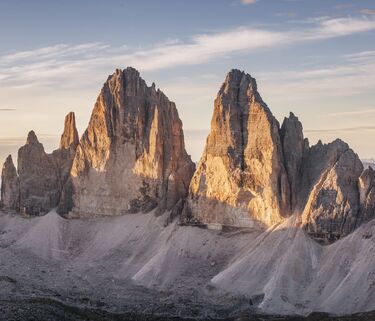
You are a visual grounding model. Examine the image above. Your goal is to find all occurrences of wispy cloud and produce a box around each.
[325,109,375,117]
[344,50,375,62]
[305,126,375,134]
[0,108,15,111]
[0,43,108,64]
[241,0,258,5]
[335,4,354,10]
[360,9,375,15]
[275,12,297,18]
[256,47,375,102]
[0,16,374,90]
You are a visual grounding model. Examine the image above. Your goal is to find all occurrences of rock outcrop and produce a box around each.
[1,155,19,210]
[59,112,79,150]
[358,166,375,223]
[280,112,305,211]
[187,70,289,227]
[0,112,79,215]
[53,112,80,214]
[17,131,60,215]
[187,69,371,240]
[69,68,195,217]
[301,143,364,238]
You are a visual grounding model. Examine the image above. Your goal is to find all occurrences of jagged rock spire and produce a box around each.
[59,112,79,150]
[1,155,19,210]
[26,130,39,145]
[280,112,304,211]
[17,131,60,215]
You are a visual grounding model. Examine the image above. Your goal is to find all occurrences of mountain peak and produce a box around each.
[26,130,39,145]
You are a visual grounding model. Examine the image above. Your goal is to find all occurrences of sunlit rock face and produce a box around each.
[1,155,19,210]
[69,67,195,217]
[58,112,79,150]
[187,70,290,227]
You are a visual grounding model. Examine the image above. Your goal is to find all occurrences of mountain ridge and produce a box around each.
[1,67,374,243]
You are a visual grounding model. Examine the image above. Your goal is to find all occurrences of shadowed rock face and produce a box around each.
[188,70,289,227]
[17,131,60,215]
[280,112,305,211]
[53,112,80,214]
[1,155,19,210]
[358,167,375,223]
[301,145,364,237]
[0,113,79,215]
[69,68,195,217]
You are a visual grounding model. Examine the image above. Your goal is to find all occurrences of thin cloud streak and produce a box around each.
[325,109,375,117]
[241,0,258,5]
[305,126,375,134]
[0,134,58,146]
[360,9,375,15]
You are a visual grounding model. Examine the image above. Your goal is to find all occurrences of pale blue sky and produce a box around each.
[0,0,375,162]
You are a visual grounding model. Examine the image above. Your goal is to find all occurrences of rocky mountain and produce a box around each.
[1,67,373,242]
[68,68,195,217]
[0,113,79,215]
[186,69,373,241]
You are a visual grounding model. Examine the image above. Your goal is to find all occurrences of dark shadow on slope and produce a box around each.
[1,298,375,321]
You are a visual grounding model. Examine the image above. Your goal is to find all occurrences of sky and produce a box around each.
[0,0,375,164]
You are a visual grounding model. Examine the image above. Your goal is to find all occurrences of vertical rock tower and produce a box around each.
[188,70,290,227]
[1,155,19,210]
[69,68,195,217]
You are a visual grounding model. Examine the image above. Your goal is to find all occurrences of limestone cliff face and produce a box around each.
[17,131,60,215]
[69,68,195,217]
[188,70,289,227]
[1,155,19,210]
